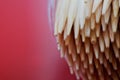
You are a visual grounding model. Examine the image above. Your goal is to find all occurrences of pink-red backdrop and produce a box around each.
[0,0,76,80]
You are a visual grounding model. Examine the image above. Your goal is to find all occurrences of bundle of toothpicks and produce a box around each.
[54,0,120,80]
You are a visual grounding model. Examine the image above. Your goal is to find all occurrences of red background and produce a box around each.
[0,0,76,80]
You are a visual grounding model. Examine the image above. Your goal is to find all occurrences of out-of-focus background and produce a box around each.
[0,0,75,80]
